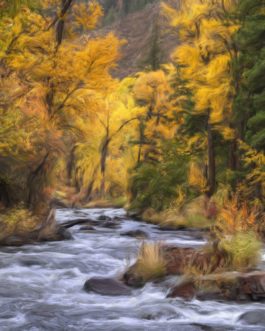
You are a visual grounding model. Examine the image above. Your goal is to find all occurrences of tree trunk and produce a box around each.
[228,138,238,171]
[83,165,99,203]
[100,134,111,197]
[27,152,49,210]
[206,123,216,197]
[137,119,145,165]
[0,180,11,208]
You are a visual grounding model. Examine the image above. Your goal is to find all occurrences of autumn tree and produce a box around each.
[163,0,239,196]
[0,0,39,17]
[0,1,121,215]
[67,78,140,203]
[132,70,174,164]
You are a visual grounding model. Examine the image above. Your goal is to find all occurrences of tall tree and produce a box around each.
[164,0,239,196]
[0,1,121,213]
[234,0,265,151]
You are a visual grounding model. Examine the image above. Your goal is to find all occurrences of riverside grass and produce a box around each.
[219,232,262,270]
[134,242,166,281]
[142,196,213,230]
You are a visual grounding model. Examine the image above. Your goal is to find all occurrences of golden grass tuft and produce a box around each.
[215,195,258,235]
[134,242,166,281]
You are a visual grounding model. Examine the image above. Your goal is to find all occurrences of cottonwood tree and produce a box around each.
[0,0,121,214]
[69,79,140,202]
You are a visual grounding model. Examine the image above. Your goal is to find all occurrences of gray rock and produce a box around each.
[55,227,73,240]
[97,215,112,221]
[100,221,120,229]
[121,229,149,239]
[80,225,95,231]
[84,277,132,296]
[239,310,265,326]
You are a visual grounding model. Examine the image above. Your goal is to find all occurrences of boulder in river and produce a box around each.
[168,271,265,302]
[238,310,265,326]
[100,221,120,229]
[167,279,196,300]
[97,215,112,221]
[84,277,132,296]
[38,209,73,242]
[123,246,198,287]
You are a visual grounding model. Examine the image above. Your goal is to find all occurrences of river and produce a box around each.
[0,208,264,331]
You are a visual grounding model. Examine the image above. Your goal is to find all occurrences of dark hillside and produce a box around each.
[95,1,178,77]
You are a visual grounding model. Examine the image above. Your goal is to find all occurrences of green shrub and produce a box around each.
[129,141,191,212]
[219,231,262,270]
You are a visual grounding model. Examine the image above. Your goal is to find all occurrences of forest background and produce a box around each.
[0,0,264,263]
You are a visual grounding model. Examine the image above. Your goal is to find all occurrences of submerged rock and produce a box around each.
[121,229,149,239]
[97,215,112,221]
[79,225,95,231]
[52,227,73,241]
[167,279,196,300]
[100,221,120,229]
[84,277,132,296]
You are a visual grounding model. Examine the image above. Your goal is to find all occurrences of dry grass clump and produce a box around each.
[134,242,166,281]
[215,196,258,235]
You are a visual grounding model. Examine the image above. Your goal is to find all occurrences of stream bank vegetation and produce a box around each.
[124,0,265,298]
[0,0,264,297]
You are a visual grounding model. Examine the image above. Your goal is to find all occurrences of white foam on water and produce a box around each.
[0,208,264,331]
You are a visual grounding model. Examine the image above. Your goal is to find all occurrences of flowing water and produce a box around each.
[0,208,264,331]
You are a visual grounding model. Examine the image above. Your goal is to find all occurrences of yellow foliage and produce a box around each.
[215,196,258,235]
[72,1,103,31]
[73,78,140,198]
[188,161,207,191]
[132,70,177,162]
[0,1,122,212]
[0,207,39,240]
[164,0,239,138]
[237,141,265,204]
